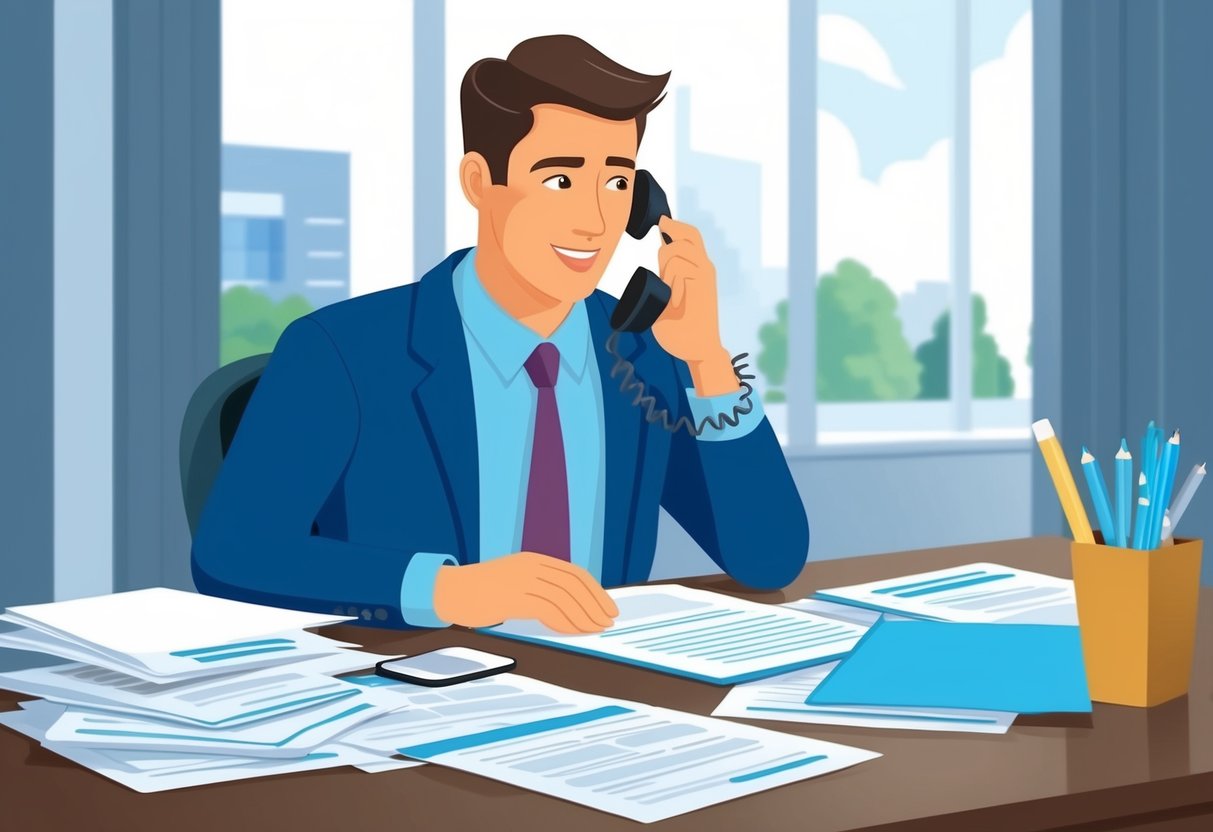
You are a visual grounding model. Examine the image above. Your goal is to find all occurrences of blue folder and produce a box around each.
[805,618,1091,714]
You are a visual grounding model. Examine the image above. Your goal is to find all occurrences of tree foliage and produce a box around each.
[915,293,1014,399]
[220,287,314,366]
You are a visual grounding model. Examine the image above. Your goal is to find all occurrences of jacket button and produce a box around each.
[361,609,371,620]
[374,609,388,621]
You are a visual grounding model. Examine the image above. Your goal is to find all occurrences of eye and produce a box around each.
[606,175,629,192]
[542,174,572,190]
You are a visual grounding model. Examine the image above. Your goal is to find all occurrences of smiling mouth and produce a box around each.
[551,245,600,273]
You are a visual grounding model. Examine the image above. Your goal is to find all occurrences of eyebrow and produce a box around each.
[530,157,584,172]
[606,156,636,169]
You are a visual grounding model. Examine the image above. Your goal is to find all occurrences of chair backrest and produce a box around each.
[179,353,271,537]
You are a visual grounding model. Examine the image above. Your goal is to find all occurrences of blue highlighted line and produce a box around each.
[600,610,742,639]
[398,706,634,759]
[873,571,987,595]
[170,638,295,657]
[191,645,298,663]
[892,574,1014,598]
[729,754,828,783]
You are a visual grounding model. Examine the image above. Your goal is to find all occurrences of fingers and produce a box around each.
[658,216,703,247]
[657,239,701,275]
[521,592,587,635]
[532,556,619,619]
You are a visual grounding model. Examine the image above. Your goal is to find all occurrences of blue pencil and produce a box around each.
[1131,472,1151,550]
[1140,420,1161,505]
[1080,447,1115,544]
[1145,430,1181,549]
[1114,439,1132,547]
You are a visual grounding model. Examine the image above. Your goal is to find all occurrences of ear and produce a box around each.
[459,152,492,208]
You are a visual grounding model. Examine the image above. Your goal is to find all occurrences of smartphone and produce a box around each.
[374,647,516,687]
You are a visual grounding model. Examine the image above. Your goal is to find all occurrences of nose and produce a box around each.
[571,187,606,241]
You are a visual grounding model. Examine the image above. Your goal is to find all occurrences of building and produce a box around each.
[221,145,351,310]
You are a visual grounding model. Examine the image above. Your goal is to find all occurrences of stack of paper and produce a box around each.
[0,589,426,791]
[0,588,359,681]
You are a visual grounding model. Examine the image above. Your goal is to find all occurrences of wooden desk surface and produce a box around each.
[3,537,1212,831]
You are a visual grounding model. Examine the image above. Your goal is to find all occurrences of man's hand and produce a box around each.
[650,217,740,398]
[432,552,620,634]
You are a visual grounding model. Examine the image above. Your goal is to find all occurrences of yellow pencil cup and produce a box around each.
[1070,537,1202,707]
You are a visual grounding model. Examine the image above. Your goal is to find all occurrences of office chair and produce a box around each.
[179,353,271,537]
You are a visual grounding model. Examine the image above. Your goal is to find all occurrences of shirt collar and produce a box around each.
[452,247,592,385]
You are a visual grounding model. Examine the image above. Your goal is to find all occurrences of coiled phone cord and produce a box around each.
[605,330,756,436]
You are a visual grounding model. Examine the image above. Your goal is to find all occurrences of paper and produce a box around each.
[0,587,354,680]
[0,702,422,793]
[0,625,359,683]
[812,563,1077,625]
[712,662,1016,733]
[0,651,379,727]
[806,619,1091,714]
[334,672,879,824]
[42,687,396,757]
[486,585,867,685]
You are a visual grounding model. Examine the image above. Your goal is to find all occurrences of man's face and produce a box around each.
[477,103,639,303]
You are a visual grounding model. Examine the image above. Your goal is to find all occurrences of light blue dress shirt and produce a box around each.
[399,249,765,627]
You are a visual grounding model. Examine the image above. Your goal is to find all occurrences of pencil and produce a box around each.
[1032,419,1095,543]
[1145,431,1181,549]
[1081,446,1116,544]
[1114,439,1132,548]
[1163,462,1207,542]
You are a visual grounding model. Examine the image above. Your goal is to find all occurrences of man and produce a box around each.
[192,35,809,633]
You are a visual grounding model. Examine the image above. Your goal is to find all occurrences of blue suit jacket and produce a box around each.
[192,249,810,628]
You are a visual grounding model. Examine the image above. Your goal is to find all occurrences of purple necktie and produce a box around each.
[521,342,570,561]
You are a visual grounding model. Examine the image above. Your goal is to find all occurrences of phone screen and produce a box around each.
[375,647,515,686]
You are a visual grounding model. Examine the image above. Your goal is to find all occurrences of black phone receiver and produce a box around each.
[611,169,673,333]
[603,169,756,435]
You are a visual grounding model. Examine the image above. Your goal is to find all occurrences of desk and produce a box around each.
[2,537,1212,831]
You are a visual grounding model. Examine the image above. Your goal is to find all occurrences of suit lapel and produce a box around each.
[588,293,646,586]
[408,250,479,561]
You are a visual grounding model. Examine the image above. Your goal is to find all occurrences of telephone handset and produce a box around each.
[604,169,755,435]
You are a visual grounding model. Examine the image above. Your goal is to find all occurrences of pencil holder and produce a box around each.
[1070,537,1202,707]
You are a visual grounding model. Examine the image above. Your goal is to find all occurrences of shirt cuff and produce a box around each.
[684,386,766,441]
[399,552,459,628]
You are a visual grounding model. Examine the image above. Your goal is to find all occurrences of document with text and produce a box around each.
[334,672,879,824]
[812,563,1077,625]
[486,585,868,684]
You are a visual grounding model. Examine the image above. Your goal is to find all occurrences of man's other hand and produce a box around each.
[432,553,620,634]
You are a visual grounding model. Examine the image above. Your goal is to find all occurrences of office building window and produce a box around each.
[808,0,1033,444]
[219,0,414,366]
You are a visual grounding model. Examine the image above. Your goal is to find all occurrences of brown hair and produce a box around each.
[461,35,670,185]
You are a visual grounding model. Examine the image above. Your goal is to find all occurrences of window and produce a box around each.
[220,0,414,365]
[803,0,1033,445]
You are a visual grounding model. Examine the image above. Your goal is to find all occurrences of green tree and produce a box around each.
[220,287,314,366]
[754,259,922,402]
[756,300,788,402]
[915,293,1014,399]
[816,259,920,401]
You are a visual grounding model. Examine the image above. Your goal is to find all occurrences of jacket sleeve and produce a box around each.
[658,358,809,591]
[191,316,420,627]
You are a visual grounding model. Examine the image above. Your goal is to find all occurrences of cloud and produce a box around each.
[819,14,906,90]
[817,11,1034,395]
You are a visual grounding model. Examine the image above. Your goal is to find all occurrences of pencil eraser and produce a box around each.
[1032,419,1055,442]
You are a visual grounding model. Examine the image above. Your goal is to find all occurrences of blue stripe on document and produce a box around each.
[729,754,828,783]
[170,638,295,657]
[872,571,987,594]
[74,702,375,747]
[891,574,1014,598]
[397,706,634,759]
[191,645,298,663]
